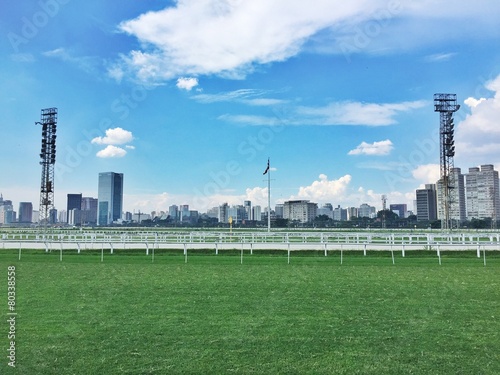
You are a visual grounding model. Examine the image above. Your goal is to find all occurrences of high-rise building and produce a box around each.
[58,210,67,224]
[98,172,124,225]
[180,205,190,222]
[274,204,284,219]
[81,197,98,225]
[346,207,358,220]
[67,193,82,224]
[465,165,500,221]
[252,205,262,221]
[416,184,437,221]
[358,203,376,219]
[389,204,407,218]
[283,200,318,223]
[244,200,252,220]
[169,205,179,222]
[437,167,466,224]
[49,208,57,224]
[18,202,33,223]
[219,203,229,224]
[317,204,333,219]
[0,195,15,225]
[333,205,347,221]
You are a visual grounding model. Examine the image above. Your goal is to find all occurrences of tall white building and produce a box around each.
[465,165,500,221]
[358,203,376,219]
[283,200,318,223]
[252,205,262,221]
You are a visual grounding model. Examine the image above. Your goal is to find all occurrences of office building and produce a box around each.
[274,204,284,219]
[358,203,376,219]
[252,205,262,221]
[244,200,252,220]
[67,193,82,224]
[317,204,333,219]
[98,172,124,225]
[465,164,500,221]
[169,205,179,222]
[346,207,358,220]
[218,203,229,224]
[390,204,407,218]
[18,202,33,223]
[283,200,318,223]
[416,184,437,221]
[333,205,347,221]
[81,197,98,225]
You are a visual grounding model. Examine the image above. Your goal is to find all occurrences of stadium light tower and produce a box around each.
[434,94,459,230]
[36,108,58,229]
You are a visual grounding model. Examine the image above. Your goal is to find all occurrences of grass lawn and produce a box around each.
[1,251,499,374]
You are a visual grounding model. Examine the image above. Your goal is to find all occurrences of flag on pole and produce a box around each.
[263,158,270,175]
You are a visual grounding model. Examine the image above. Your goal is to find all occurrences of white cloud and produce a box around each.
[463,97,486,108]
[455,73,500,166]
[114,1,394,82]
[192,88,288,106]
[348,139,393,155]
[424,52,457,62]
[412,164,440,185]
[176,77,199,91]
[218,114,285,126]
[290,174,352,202]
[220,100,426,127]
[112,1,500,83]
[96,145,127,158]
[91,127,134,145]
[297,100,427,126]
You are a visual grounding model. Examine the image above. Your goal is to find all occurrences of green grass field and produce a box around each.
[1,251,499,374]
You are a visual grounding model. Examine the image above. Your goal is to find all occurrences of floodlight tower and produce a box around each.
[36,108,58,229]
[434,94,459,230]
[381,195,387,229]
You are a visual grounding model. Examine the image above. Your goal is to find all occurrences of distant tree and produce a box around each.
[274,218,289,228]
[377,209,399,222]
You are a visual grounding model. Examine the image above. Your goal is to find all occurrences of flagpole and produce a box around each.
[267,158,271,233]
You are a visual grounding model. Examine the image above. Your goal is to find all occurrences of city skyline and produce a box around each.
[1,1,500,214]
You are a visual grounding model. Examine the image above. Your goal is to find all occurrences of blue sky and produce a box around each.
[1,0,500,215]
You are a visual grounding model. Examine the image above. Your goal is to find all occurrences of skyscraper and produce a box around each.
[465,165,500,221]
[18,202,33,223]
[98,172,123,226]
[67,193,82,224]
[416,184,437,221]
[81,197,98,226]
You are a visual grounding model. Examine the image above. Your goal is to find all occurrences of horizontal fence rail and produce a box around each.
[2,230,500,251]
[2,230,499,266]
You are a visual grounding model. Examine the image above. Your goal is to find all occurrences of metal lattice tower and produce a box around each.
[381,195,387,229]
[36,108,58,228]
[434,94,459,230]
